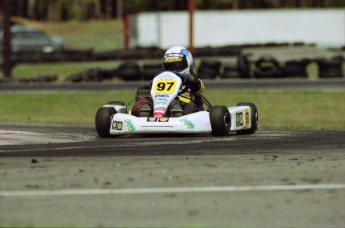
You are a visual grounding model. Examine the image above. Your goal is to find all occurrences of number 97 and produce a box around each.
[154,80,176,93]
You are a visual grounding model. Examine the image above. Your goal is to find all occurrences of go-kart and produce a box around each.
[95,71,258,137]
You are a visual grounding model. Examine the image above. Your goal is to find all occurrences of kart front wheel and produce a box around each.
[236,102,258,135]
[107,101,126,106]
[210,106,231,136]
[95,107,117,137]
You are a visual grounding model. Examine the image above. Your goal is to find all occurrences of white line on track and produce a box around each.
[1,184,345,197]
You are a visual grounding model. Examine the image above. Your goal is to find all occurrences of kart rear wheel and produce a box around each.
[236,102,258,135]
[95,107,117,137]
[210,106,231,136]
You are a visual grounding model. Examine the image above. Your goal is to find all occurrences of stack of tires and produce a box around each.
[220,54,252,79]
[221,65,241,79]
[116,62,141,81]
[142,63,162,81]
[317,56,344,78]
[282,59,309,78]
[254,56,282,78]
[65,67,120,83]
[197,60,221,79]
[236,54,251,78]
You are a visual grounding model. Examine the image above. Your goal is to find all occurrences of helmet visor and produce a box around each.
[163,55,188,72]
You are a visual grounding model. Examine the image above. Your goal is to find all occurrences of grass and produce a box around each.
[209,90,345,130]
[5,62,121,80]
[14,17,124,51]
[1,90,344,130]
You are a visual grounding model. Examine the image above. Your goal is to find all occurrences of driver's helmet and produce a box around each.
[162,46,194,76]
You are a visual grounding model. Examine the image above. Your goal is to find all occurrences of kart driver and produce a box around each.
[131,46,205,117]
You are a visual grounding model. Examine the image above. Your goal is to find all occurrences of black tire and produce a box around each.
[84,68,102,82]
[318,57,343,78]
[236,102,258,135]
[142,63,162,81]
[200,60,221,72]
[221,66,241,79]
[107,101,126,106]
[282,60,307,78]
[36,75,58,83]
[237,54,251,78]
[210,106,231,136]
[254,56,282,78]
[65,72,84,83]
[117,62,141,81]
[99,69,117,80]
[95,107,117,137]
[197,66,218,79]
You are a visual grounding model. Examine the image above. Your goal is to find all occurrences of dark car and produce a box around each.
[0,25,65,53]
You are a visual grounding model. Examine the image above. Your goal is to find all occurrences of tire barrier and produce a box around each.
[317,56,344,78]
[65,68,117,83]
[254,56,282,78]
[117,62,141,81]
[282,60,308,78]
[142,63,162,81]
[221,66,241,79]
[13,49,94,63]
[197,60,221,79]
[7,42,322,64]
[237,54,251,78]
[61,53,343,83]
[193,46,241,57]
[3,42,343,83]
[0,75,58,84]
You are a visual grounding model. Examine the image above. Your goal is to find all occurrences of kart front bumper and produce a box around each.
[109,111,212,135]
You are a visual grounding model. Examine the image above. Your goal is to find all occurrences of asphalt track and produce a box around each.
[1,79,345,227]
[0,124,345,227]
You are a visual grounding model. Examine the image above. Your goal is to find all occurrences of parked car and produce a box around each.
[0,25,65,53]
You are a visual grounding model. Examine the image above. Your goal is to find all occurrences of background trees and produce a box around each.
[1,0,345,22]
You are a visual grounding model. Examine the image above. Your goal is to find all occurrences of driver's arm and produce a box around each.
[189,77,205,95]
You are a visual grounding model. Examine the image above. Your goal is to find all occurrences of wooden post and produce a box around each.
[2,0,12,78]
[188,0,195,53]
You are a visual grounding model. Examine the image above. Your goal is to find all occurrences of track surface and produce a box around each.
[1,125,345,227]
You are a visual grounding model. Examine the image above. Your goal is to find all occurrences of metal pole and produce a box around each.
[188,0,195,53]
[2,0,12,78]
[116,0,123,19]
[123,14,128,49]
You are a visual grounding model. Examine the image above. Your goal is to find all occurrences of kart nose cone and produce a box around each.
[154,112,164,117]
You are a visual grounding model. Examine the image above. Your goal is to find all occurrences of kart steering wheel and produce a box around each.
[173,71,190,95]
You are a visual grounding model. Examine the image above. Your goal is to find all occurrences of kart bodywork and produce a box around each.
[96,71,258,137]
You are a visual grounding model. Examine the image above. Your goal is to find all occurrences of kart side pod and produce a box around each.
[230,102,258,135]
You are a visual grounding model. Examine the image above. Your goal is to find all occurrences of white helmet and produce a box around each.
[162,46,194,76]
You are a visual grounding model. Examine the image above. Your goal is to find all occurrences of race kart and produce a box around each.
[95,71,258,137]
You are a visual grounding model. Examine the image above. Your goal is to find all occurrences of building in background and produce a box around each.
[127,9,345,49]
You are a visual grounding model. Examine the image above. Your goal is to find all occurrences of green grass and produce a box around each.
[209,90,345,130]
[15,18,124,51]
[1,90,344,130]
[4,62,121,80]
